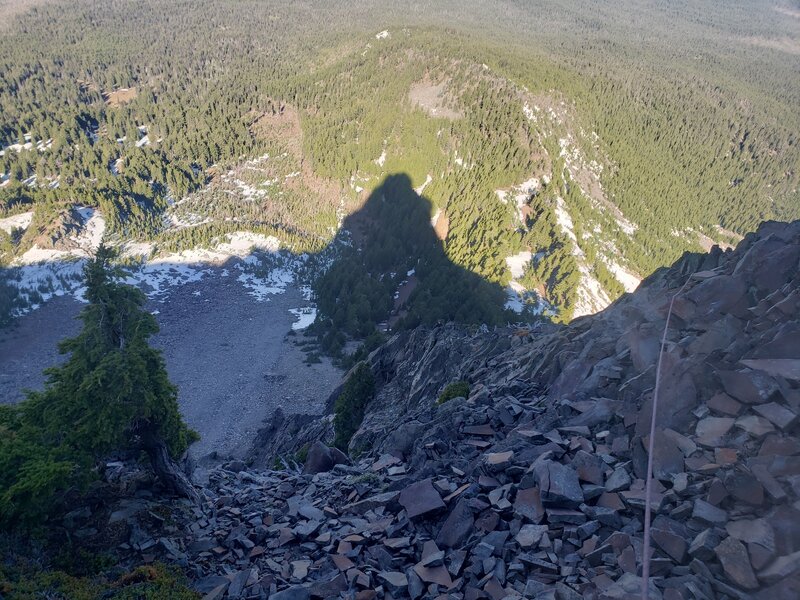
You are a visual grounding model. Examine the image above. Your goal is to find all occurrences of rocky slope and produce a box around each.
[66,220,799,599]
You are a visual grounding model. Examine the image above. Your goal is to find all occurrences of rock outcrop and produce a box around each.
[69,221,800,599]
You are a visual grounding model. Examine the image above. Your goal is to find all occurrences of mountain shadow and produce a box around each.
[310,173,518,356]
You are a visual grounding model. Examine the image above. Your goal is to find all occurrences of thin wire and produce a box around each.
[641,274,693,599]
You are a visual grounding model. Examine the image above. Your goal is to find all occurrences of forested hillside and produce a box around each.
[0,0,797,327]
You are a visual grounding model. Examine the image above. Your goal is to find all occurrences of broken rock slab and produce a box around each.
[398,478,445,519]
[715,536,759,590]
[533,461,584,508]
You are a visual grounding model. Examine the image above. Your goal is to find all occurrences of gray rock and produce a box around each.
[227,569,251,598]
[515,524,548,549]
[270,585,310,600]
[605,467,631,492]
[692,499,728,525]
[718,369,780,405]
[399,478,445,519]
[534,461,584,508]
[303,441,348,474]
[758,550,800,584]
[378,571,408,593]
[436,498,473,548]
[715,536,759,590]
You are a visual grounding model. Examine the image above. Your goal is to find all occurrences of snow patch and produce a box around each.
[237,266,293,302]
[498,177,540,225]
[289,307,317,330]
[375,148,387,168]
[505,251,532,280]
[415,175,432,195]
[121,241,155,259]
[0,211,33,234]
[604,259,640,293]
[553,196,578,243]
[2,260,87,313]
[552,196,612,317]
[15,207,105,265]
[75,207,106,251]
[375,30,390,39]
[503,251,551,315]
[217,232,281,256]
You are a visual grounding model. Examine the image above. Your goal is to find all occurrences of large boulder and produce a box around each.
[303,441,349,474]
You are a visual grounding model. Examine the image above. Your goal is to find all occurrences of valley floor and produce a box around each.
[0,268,341,466]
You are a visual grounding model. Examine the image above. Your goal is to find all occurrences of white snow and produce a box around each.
[0,211,33,234]
[289,307,317,330]
[557,134,638,237]
[166,212,212,230]
[505,251,532,280]
[415,174,432,195]
[135,135,150,148]
[217,232,281,255]
[375,148,387,168]
[504,285,525,313]
[503,251,551,315]
[121,241,155,259]
[125,260,211,299]
[237,266,293,301]
[375,30,390,39]
[15,207,105,266]
[554,196,578,243]
[2,259,87,312]
[5,218,304,318]
[75,207,106,251]
[604,259,640,293]
[5,142,34,153]
[552,196,612,317]
[430,208,442,228]
[522,102,538,123]
[16,246,76,265]
[497,177,540,225]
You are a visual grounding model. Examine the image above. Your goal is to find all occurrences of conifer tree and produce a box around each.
[0,245,198,525]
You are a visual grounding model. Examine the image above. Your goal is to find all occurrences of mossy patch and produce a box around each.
[437,381,470,405]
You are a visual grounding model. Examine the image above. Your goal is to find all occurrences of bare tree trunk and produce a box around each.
[142,434,199,504]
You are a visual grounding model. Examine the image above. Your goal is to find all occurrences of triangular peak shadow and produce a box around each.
[311,173,513,355]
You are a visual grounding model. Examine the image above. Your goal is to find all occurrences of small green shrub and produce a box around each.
[295,444,310,464]
[437,381,470,405]
[332,363,375,451]
[0,562,198,600]
[111,564,199,600]
[347,472,380,486]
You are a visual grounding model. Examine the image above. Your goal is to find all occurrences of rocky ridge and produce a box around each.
[66,221,799,599]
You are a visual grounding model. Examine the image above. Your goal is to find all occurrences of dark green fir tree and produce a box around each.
[0,245,198,526]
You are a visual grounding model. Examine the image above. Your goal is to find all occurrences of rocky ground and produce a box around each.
[0,265,341,469]
[62,220,799,599]
[0,293,82,401]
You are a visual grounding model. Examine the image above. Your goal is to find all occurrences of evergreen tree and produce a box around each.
[0,245,198,525]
